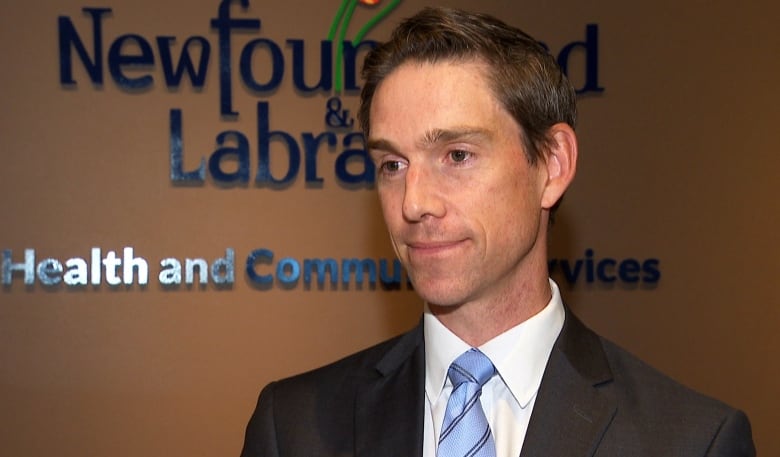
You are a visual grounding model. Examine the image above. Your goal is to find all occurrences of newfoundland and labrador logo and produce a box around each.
[56,0,604,189]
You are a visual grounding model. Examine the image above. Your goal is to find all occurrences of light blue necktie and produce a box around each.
[437,348,497,457]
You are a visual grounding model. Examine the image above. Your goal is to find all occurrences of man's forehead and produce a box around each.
[369,61,497,124]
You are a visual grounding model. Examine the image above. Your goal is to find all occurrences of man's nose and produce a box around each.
[402,165,446,222]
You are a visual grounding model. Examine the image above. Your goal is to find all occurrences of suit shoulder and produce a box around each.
[241,325,424,456]
[553,311,754,454]
[596,338,755,454]
[600,337,731,412]
[272,324,421,393]
[600,337,754,435]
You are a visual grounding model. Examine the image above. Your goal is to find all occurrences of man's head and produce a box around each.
[359,6,577,165]
[362,7,578,320]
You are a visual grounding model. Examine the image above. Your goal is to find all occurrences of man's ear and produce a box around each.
[540,123,578,210]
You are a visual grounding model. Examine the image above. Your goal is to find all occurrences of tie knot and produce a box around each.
[448,348,496,388]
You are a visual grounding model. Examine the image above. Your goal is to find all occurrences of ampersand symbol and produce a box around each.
[325,97,354,128]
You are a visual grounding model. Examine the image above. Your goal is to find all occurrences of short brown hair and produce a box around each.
[359,6,576,164]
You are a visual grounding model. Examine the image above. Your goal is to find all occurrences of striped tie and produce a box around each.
[437,348,497,457]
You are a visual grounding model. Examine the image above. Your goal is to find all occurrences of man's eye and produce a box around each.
[449,150,471,162]
[381,161,404,173]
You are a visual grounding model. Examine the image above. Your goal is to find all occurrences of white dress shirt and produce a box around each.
[422,279,565,457]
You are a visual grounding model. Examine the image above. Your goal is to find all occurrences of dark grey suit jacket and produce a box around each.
[240,310,755,456]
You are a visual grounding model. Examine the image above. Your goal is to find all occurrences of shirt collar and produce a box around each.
[424,279,565,408]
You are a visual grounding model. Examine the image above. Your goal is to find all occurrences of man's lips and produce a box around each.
[405,239,466,255]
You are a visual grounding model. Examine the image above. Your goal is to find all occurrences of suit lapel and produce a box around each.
[349,309,616,457]
[519,309,617,457]
[354,322,426,457]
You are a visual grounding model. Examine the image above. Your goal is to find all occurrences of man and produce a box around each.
[240,7,755,456]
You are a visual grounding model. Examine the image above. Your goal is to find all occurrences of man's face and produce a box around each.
[368,60,551,308]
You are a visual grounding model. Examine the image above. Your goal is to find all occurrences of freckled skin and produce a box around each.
[368,60,573,345]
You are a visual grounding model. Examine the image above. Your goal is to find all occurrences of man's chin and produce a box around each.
[407,270,473,304]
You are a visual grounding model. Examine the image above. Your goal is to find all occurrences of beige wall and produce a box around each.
[1,0,777,455]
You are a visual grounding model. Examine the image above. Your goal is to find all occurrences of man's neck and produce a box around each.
[428,275,552,347]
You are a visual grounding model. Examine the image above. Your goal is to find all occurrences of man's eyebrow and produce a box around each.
[366,127,492,155]
[365,138,399,154]
[419,127,492,148]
